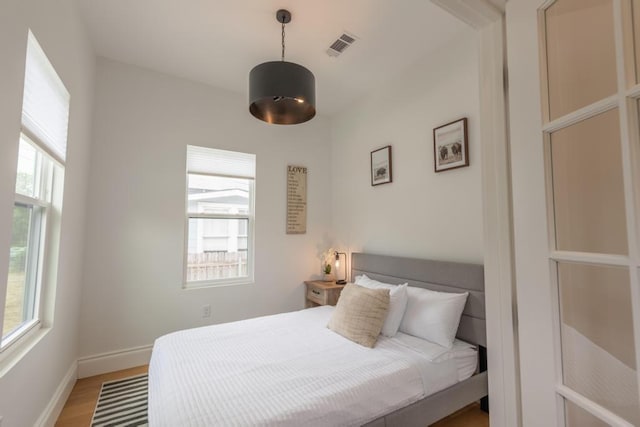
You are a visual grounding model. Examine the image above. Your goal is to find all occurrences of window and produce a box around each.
[2,31,69,349]
[185,146,255,287]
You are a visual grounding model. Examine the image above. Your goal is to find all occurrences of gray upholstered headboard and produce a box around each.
[350,253,486,348]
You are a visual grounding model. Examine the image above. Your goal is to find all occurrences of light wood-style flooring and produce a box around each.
[55,365,148,427]
[55,365,488,426]
[431,403,489,427]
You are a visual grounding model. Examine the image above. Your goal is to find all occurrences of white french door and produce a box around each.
[508,0,640,426]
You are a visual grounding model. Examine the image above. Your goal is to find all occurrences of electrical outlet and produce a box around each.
[202,304,211,318]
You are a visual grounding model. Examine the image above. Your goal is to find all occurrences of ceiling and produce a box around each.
[77,0,472,116]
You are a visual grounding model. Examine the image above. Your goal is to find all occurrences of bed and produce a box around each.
[148,253,488,426]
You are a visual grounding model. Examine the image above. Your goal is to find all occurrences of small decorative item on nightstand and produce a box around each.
[304,281,345,308]
[334,251,347,284]
[320,248,336,281]
[323,263,334,282]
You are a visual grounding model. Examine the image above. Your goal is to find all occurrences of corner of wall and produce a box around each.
[34,361,77,427]
[77,345,153,378]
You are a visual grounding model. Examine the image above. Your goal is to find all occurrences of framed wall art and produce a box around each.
[286,165,307,234]
[371,145,392,186]
[433,117,469,172]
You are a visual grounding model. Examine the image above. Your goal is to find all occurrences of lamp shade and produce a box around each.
[249,61,316,125]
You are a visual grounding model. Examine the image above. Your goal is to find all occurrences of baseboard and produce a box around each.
[35,361,77,427]
[77,344,153,378]
[33,346,153,425]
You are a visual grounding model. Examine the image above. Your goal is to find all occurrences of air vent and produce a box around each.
[326,32,358,57]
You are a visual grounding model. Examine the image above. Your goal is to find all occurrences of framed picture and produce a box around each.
[371,145,392,186]
[433,117,469,172]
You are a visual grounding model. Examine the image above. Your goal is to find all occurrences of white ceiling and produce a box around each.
[77,0,472,116]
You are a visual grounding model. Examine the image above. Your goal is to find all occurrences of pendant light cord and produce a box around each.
[281,22,285,61]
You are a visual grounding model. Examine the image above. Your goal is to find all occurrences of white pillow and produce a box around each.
[399,286,468,348]
[354,275,409,337]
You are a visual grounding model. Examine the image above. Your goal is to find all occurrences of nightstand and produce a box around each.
[304,281,345,308]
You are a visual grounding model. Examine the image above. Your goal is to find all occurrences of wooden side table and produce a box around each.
[304,280,345,308]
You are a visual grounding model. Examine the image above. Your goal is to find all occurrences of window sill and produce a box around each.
[0,324,50,378]
[183,278,254,290]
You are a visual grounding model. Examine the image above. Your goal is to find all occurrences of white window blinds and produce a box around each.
[22,31,70,164]
[187,145,256,179]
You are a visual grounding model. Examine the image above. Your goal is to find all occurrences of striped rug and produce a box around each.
[91,373,149,427]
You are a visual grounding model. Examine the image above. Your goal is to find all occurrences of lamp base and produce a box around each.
[336,280,347,285]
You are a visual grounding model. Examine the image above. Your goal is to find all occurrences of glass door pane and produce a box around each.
[558,262,639,425]
[534,0,640,425]
[550,109,628,254]
[565,400,610,427]
[545,0,617,120]
[632,0,640,84]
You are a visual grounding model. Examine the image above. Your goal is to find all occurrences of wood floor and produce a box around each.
[55,365,148,427]
[55,365,488,426]
[430,403,489,427]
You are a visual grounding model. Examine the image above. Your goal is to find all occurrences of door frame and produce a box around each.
[430,2,521,427]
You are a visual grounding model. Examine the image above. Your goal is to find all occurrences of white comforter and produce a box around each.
[149,306,462,427]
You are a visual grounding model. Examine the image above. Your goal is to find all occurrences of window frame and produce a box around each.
[2,135,58,350]
[183,170,255,289]
[1,31,68,354]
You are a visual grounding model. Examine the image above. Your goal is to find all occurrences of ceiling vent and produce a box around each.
[326,32,357,57]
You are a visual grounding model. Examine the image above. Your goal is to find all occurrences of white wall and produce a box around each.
[0,0,95,425]
[330,34,483,265]
[78,58,332,361]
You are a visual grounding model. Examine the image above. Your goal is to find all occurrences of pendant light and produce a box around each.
[249,9,316,125]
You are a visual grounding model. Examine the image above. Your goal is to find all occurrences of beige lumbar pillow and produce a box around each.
[327,283,390,348]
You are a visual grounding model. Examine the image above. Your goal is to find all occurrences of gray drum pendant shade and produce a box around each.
[249,10,316,125]
[249,61,315,124]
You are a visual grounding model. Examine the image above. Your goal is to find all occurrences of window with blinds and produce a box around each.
[184,146,256,288]
[2,31,69,349]
[21,31,70,164]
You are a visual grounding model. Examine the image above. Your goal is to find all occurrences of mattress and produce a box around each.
[149,305,477,427]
